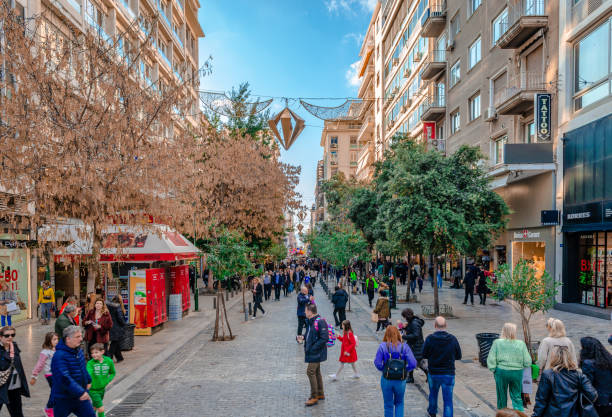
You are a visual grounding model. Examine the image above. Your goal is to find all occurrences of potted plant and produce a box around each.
[487,259,561,359]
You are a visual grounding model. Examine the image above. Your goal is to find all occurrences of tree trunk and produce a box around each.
[207,269,214,291]
[87,226,101,294]
[213,285,220,340]
[47,251,55,286]
[433,256,440,316]
[241,277,246,314]
[221,288,233,339]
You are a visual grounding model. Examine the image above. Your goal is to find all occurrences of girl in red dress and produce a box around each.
[329,320,359,380]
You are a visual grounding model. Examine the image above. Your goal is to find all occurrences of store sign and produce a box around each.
[603,200,612,223]
[513,229,541,239]
[564,202,602,225]
[423,122,436,141]
[535,93,551,142]
[541,210,560,226]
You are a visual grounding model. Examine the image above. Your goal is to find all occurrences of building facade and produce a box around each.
[557,0,612,317]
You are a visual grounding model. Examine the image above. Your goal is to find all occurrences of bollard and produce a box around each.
[213,296,216,309]
[248,302,252,316]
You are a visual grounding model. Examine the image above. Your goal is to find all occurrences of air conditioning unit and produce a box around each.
[404,68,412,78]
[401,104,408,113]
[392,86,399,94]
[414,52,423,62]
[446,39,455,51]
[485,107,497,121]
[393,58,399,66]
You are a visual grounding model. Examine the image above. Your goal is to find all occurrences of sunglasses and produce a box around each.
[2,333,15,338]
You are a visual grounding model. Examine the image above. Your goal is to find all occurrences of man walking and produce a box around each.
[55,304,79,339]
[273,271,283,301]
[283,270,290,296]
[300,304,328,406]
[296,286,310,341]
[52,326,96,417]
[365,275,378,307]
[263,272,272,301]
[463,261,477,305]
[422,317,462,417]
[331,285,348,328]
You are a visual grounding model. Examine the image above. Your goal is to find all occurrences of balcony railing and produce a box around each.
[493,71,547,114]
[420,95,446,121]
[421,0,447,38]
[158,47,171,68]
[86,15,112,44]
[157,1,172,30]
[497,0,548,48]
[421,49,446,80]
[173,28,183,49]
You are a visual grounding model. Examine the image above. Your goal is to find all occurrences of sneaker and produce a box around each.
[305,398,318,406]
[328,374,337,381]
[352,374,360,379]
[251,316,256,320]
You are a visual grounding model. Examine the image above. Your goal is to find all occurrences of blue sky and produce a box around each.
[198,0,374,225]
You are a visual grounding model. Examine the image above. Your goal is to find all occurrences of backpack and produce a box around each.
[383,344,407,380]
[314,317,336,347]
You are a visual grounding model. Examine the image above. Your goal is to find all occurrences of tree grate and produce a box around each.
[107,392,154,417]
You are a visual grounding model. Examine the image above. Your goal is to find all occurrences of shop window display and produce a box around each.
[576,232,611,308]
[511,241,546,280]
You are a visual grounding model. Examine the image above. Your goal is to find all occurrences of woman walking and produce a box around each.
[537,319,576,372]
[532,345,597,417]
[0,284,18,327]
[30,332,58,417]
[374,326,417,417]
[579,336,612,417]
[398,308,424,383]
[487,323,532,412]
[84,298,113,355]
[107,295,126,363]
[251,278,265,319]
[373,290,391,332]
[476,268,489,305]
[0,326,29,417]
[329,320,359,380]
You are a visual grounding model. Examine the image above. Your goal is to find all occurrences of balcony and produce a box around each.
[357,115,374,142]
[173,28,184,49]
[86,15,112,44]
[497,0,548,49]
[494,72,547,115]
[357,143,375,181]
[158,47,171,69]
[420,95,446,122]
[66,0,82,15]
[118,0,135,20]
[421,1,446,38]
[488,143,555,189]
[421,50,446,80]
[157,1,172,31]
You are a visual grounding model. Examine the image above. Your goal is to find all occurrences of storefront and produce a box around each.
[0,237,34,324]
[492,226,556,279]
[562,114,612,312]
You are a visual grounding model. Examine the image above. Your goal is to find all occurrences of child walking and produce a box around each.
[87,343,116,417]
[30,332,58,417]
[329,320,359,380]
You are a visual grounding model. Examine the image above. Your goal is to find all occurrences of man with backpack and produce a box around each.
[331,285,349,328]
[365,275,378,307]
[422,316,462,417]
[301,304,329,407]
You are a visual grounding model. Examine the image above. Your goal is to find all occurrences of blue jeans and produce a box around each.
[410,280,416,294]
[0,315,11,326]
[41,302,53,320]
[54,398,96,417]
[381,376,406,417]
[437,275,443,288]
[428,374,455,417]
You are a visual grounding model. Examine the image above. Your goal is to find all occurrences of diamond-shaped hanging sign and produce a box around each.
[297,210,307,222]
[268,107,305,151]
[297,224,304,233]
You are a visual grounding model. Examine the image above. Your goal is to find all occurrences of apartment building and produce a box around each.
[556,0,612,317]
[356,0,562,293]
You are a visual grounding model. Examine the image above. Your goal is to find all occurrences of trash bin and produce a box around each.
[120,323,136,351]
[476,333,499,367]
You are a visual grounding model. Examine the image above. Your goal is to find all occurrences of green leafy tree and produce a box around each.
[488,260,561,357]
[375,138,509,314]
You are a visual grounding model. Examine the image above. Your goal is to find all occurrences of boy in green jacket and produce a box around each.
[87,343,116,417]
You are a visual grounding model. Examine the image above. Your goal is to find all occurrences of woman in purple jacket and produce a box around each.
[374,326,417,417]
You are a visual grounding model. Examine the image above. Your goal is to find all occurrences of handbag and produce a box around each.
[6,302,19,316]
[578,375,599,417]
[0,361,13,387]
[371,312,378,323]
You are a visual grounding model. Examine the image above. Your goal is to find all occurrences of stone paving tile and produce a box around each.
[119,284,474,417]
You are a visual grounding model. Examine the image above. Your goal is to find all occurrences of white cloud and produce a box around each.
[325,0,376,14]
[345,60,361,88]
[343,32,365,46]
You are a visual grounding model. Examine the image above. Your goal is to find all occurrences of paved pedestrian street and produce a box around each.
[107,284,475,417]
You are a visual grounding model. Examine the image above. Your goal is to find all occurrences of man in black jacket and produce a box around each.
[331,286,348,327]
[422,317,462,417]
[301,304,328,407]
[273,271,283,301]
[463,262,477,305]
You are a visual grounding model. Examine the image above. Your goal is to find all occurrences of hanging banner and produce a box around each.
[535,93,551,142]
[423,122,436,142]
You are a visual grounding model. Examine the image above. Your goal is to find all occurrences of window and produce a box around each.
[330,137,338,147]
[492,8,508,45]
[469,0,481,15]
[350,136,357,147]
[493,136,508,165]
[451,111,461,134]
[524,122,535,143]
[350,152,358,163]
[450,60,461,87]
[574,17,612,111]
[469,93,481,121]
[450,14,460,39]
[330,151,338,160]
[468,37,482,69]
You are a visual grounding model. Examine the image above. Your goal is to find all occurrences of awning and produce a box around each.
[53,224,200,263]
[488,163,556,190]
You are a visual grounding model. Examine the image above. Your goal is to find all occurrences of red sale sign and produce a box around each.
[423,122,436,141]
